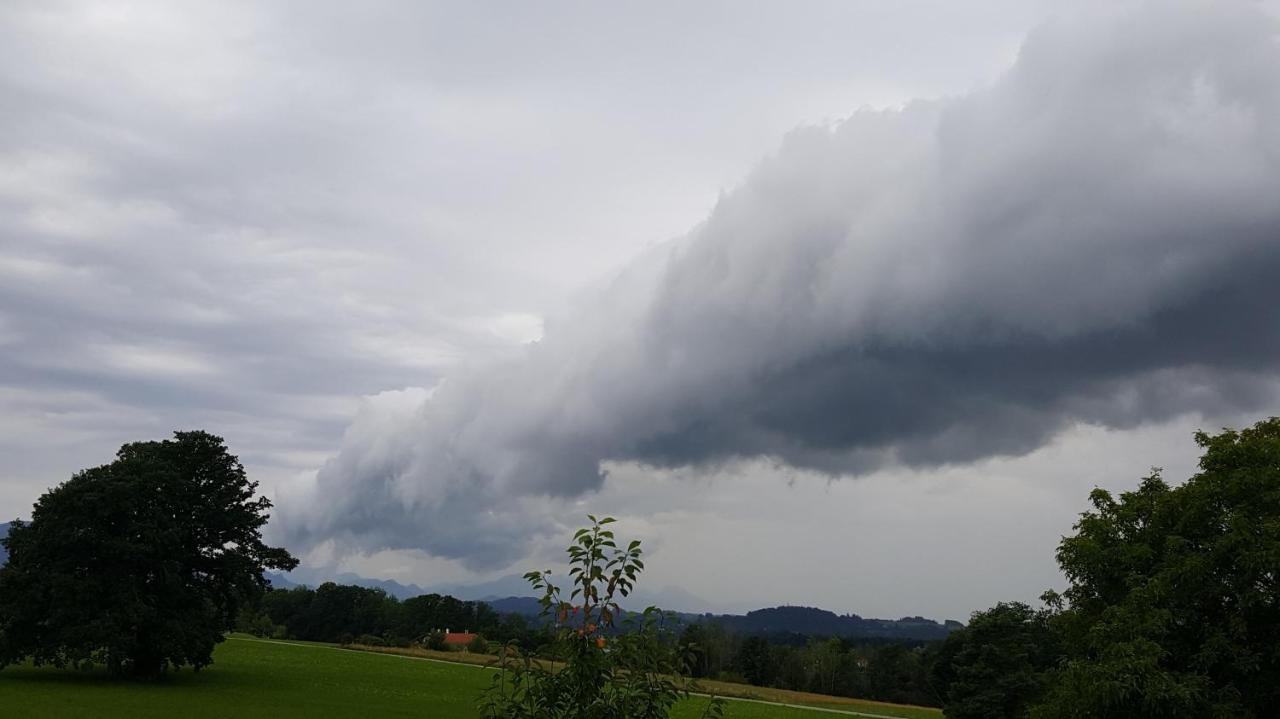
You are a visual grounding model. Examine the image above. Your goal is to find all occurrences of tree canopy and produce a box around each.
[1036,419,1280,718]
[930,602,1059,718]
[248,583,516,647]
[0,431,297,677]
[934,418,1280,718]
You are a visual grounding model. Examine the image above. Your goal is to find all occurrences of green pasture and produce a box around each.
[0,636,939,719]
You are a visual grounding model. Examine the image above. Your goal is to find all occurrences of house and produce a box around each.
[441,630,478,647]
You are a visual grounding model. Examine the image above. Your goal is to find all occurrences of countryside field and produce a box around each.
[0,636,941,719]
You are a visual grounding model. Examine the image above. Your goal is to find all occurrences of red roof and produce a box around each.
[443,632,478,645]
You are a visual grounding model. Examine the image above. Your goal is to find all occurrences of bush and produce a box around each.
[715,671,747,685]
[468,635,491,654]
[355,634,387,647]
[423,631,447,651]
[478,516,723,719]
[235,607,279,638]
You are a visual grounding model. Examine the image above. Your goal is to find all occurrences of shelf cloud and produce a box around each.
[280,1,1280,567]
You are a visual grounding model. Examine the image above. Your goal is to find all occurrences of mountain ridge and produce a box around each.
[267,568,960,641]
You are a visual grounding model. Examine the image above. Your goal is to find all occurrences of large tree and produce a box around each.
[0,431,297,677]
[930,602,1061,718]
[933,419,1280,717]
[1034,419,1280,718]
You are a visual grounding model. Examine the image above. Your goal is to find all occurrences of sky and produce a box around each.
[2,0,1280,620]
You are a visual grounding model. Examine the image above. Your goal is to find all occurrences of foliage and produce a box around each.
[0,431,297,678]
[255,582,540,649]
[355,634,388,647]
[734,636,774,687]
[678,623,719,679]
[234,607,285,639]
[479,516,724,719]
[1029,419,1280,718]
[264,583,395,643]
[713,631,938,706]
[932,419,1280,718]
[425,630,449,651]
[930,602,1060,718]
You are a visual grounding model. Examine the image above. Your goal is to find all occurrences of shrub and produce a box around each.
[424,631,447,651]
[235,607,278,638]
[716,671,747,685]
[478,516,723,719]
[355,634,387,647]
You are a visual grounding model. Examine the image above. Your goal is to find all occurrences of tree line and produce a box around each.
[680,623,938,706]
[236,582,551,650]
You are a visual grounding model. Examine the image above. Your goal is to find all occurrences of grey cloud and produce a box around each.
[0,4,523,510]
[7,0,1037,527]
[282,1,1280,566]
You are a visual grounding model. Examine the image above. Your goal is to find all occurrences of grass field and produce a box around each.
[348,643,941,719]
[0,636,942,719]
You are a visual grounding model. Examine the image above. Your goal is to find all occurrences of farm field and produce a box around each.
[0,636,941,719]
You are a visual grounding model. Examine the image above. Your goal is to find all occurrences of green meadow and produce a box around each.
[0,636,940,719]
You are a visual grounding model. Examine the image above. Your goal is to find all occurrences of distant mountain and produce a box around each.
[424,574,537,602]
[262,567,960,641]
[461,576,716,614]
[483,596,545,617]
[428,574,715,613]
[628,584,717,614]
[324,572,429,599]
[485,598,956,640]
[266,569,715,613]
[698,605,958,642]
[267,567,430,599]
[264,571,298,589]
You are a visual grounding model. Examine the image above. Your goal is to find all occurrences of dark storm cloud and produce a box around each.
[281,1,1280,566]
